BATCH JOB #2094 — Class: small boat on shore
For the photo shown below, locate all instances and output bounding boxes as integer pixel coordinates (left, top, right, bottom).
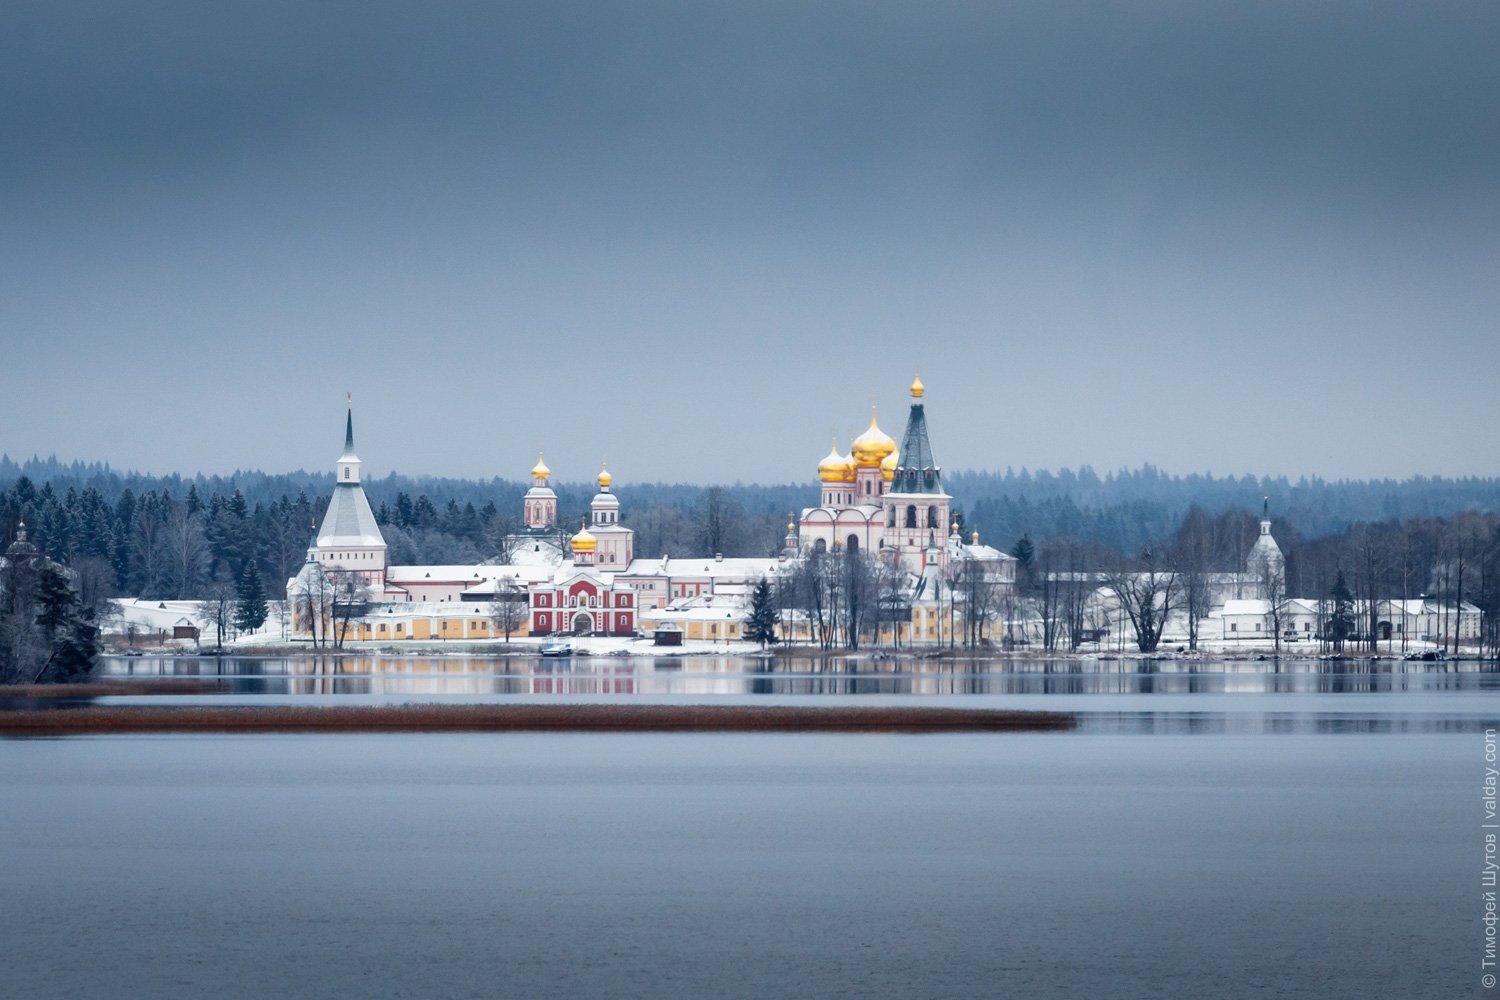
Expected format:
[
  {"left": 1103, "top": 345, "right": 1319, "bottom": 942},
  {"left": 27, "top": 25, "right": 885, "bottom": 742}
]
[{"left": 539, "top": 642, "right": 574, "bottom": 658}]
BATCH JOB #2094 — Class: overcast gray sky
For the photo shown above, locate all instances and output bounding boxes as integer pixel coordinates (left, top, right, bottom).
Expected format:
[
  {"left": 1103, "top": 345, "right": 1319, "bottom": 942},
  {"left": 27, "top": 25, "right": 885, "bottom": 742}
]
[{"left": 2, "top": 1, "right": 1496, "bottom": 484}]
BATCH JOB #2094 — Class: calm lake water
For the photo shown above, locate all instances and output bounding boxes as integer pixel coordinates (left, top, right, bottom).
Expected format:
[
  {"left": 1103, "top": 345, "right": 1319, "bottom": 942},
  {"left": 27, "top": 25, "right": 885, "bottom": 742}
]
[{"left": 3, "top": 654, "right": 1495, "bottom": 998}]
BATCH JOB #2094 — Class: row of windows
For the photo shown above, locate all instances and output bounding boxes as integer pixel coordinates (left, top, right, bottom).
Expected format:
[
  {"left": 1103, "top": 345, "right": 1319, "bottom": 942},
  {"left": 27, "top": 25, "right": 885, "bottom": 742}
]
[
  {"left": 365, "top": 620, "right": 496, "bottom": 634},
  {"left": 531, "top": 613, "right": 635, "bottom": 629},
  {"left": 889, "top": 506, "right": 941, "bottom": 529},
  {"left": 535, "top": 593, "right": 632, "bottom": 608}
]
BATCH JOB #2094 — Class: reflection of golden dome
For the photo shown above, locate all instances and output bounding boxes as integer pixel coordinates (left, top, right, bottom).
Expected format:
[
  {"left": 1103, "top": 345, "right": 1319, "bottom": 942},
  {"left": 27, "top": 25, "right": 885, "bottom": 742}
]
[
  {"left": 597, "top": 464, "right": 612, "bottom": 489},
  {"left": 881, "top": 451, "right": 898, "bottom": 482},
  {"left": 531, "top": 453, "right": 550, "bottom": 479},
  {"left": 817, "top": 439, "right": 848, "bottom": 483},
  {"left": 851, "top": 409, "right": 897, "bottom": 466},
  {"left": 910, "top": 374, "right": 925, "bottom": 399},
  {"left": 571, "top": 518, "right": 597, "bottom": 553}
]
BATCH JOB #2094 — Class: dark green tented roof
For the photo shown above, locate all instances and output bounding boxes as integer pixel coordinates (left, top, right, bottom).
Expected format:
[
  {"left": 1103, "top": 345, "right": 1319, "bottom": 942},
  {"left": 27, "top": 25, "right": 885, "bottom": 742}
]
[{"left": 891, "top": 402, "right": 943, "bottom": 495}]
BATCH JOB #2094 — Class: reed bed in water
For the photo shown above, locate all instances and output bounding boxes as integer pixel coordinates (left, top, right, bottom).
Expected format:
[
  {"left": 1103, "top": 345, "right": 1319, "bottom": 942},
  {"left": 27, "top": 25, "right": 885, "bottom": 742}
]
[{"left": 0, "top": 703, "right": 1075, "bottom": 735}]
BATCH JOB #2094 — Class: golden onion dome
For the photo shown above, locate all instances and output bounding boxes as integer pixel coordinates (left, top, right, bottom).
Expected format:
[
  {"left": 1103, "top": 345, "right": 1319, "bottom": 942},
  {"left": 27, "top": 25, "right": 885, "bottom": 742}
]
[
  {"left": 571, "top": 518, "right": 597, "bottom": 553},
  {"left": 880, "top": 450, "right": 899, "bottom": 482},
  {"left": 850, "top": 409, "right": 897, "bottom": 466},
  {"left": 841, "top": 453, "right": 857, "bottom": 482},
  {"left": 597, "top": 464, "right": 612, "bottom": 489},
  {"left": 531, "top": 453, "right": 550, "bottom": 479},
  {"left": 817, "top": 439, "right": 848, "bottom": 483},
  {"left": 910, "top": 374, "right": 925, "bottom": 399}
]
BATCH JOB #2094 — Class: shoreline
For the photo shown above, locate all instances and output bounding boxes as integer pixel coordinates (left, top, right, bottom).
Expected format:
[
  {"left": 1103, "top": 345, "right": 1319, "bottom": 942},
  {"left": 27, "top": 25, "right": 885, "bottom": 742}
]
[
  {"left": 0, "top": 703, "right": 1076, "bottom": 736},
  {"left": 102, "top": 643, "right": 1489, "bottom": 665}
]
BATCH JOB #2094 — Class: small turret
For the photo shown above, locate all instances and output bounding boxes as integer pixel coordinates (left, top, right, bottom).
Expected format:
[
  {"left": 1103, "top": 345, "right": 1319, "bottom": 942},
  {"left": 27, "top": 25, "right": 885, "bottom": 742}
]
[{"left": 591, "top": 463, "right": 620, "bottom": 527}]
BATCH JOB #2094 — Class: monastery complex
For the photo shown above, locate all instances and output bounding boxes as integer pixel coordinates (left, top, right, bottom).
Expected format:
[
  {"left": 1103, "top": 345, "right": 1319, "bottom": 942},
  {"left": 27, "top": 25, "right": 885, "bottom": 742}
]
[
  {"left": 286, "top": 377, "right": 1480, "bottom": 650},
  {"left": 289, "top": 378, "right": 1017, "bottom": 644}
]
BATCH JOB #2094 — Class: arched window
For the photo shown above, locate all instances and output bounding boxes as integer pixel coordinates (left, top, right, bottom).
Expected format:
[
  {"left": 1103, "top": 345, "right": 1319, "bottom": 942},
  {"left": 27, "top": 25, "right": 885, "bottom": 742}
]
[
  {"left": 887, "top": 508, "right": 895, "bottom": 527},
  {"left": 814, "top": 538, "right": 827, "bottom": 555},
  {"left": 928, "top": 507, "right": 939, "bottom": 529},
  {"left": 905, "top": 505, "right": 917, "bottom": 529}
]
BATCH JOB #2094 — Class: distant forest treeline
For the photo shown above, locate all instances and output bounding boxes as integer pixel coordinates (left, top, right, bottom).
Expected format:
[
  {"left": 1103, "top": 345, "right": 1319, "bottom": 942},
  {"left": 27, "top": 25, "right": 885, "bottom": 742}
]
[{"left": 3, "top": 453, "right": 1500, "bottom": 602}]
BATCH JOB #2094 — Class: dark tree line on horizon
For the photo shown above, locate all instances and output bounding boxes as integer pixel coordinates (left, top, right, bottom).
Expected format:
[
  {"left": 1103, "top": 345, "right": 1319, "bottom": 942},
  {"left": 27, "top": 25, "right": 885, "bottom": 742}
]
[{"left": 4, "top": 456, "right": 1500, "bottom": 652}]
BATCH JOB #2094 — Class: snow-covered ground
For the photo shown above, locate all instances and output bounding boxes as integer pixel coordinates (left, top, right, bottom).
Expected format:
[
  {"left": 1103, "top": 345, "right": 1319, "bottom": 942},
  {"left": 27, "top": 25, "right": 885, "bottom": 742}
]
[{"left": 106, "top": 598, "right": 1463, "bottom": 659}]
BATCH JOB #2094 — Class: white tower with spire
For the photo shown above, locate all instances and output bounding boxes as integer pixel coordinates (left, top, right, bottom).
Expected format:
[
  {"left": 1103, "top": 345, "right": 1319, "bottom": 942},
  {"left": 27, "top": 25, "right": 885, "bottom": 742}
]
[
  {"left": 1246, "top": 495, "right": 1285, "bottom": 597},
  {"left": 314, "top": 396, "right": 387, "bottom": 587}
]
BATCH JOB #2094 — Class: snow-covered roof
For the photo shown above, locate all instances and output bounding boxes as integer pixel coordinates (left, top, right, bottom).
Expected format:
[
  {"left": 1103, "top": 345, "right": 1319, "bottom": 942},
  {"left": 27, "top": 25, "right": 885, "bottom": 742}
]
[
  {"left": 507, "top": 541, "right": 566, "bottom": 567},
  {"left": 538, "top": 563, "right": 618, "bottom": 587},
  {"left": 386, "top": 564, "right": 552, "bottom": 586},
  {"left": 362, "top": 602, "right": 514, "bottom": 617},
  {"left": 112, "top": 599, "right": 213, "bottom": 630},
  {"left": 657, "top": 593, "right": 747, "bottom": 611},
  {"left": 641, "top": 594, "right": 749, "bottom": 623},
  {"left": 951, "top": 541, "right": 1014, "bottom": 563},
  {"left": 624, "top": 557, "right": 781, "bottom": 581},
  {"left": 316, "top": 483, "right": 385, "bottom": 549},
  {"left": 1246, "top": 530, "right": 1284, "bottom": 569}
]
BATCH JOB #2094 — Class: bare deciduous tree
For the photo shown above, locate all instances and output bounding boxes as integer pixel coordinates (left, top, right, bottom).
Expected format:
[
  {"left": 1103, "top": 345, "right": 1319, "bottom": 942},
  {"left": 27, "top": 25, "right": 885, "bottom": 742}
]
[
  {"left": 488, "top": 578, "right": 528, "bottom": 644},
  {"left": 330, "top": 571, "right": 370, "bottom": 650},
  {"left": 165, "top": 504, "right": 210, "bottom": 599},
  {"left": 195, "top": 572, "right": 236, "bottom": 649},
  {"left": 1106, "top": 547, "right": 1180, "bottom": 653}
]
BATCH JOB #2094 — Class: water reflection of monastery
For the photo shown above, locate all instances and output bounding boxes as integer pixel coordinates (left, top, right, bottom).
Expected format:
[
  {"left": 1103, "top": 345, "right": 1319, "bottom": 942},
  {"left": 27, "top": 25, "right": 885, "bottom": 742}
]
[{"left": 289, "top": 377, "right": 1017, "bottom": 645}]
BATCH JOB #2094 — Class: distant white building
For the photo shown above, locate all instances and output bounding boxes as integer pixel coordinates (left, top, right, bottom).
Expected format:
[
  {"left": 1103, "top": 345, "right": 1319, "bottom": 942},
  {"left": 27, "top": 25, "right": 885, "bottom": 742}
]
[
  {"left": 1218, "top": 596, "right": 1482, "bottom": 645},
  {"left": 1219, "top": 598, "right": 1319, "bottom": 641},
  {"left": 1242, "top": 498, "right": 1286, "bottom": 599}
]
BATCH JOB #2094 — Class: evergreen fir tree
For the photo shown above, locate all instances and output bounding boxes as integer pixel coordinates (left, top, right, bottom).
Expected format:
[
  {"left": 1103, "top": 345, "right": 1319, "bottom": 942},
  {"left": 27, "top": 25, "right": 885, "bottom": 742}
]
[
  {"left": 35, "top": 564, "right": 76, "bottom": 639},
  {"left": 51, "top": 609, "right": 100, "bottom": 682},
  {"left": 1011, "top": 534, "right": 1035, "bottom": 571},
  {"left": 1328, "top": 569, "right": 1355, "bottom": 652},
  {"left": 745, "top": 577, "right": 780, "bottom": 648},
  {"left": 234, "top": 561, "right": 269, "bottom": 633}
]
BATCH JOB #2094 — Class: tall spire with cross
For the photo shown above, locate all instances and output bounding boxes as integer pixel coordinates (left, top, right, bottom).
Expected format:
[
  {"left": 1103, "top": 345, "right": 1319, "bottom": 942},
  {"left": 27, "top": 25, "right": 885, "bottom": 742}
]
[
  {"left": 338, "top": 393, "right": 361, "bottom": 484},
  {"left": 343, "top": 392, "right": 355, "bottom": 456}
]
